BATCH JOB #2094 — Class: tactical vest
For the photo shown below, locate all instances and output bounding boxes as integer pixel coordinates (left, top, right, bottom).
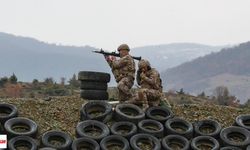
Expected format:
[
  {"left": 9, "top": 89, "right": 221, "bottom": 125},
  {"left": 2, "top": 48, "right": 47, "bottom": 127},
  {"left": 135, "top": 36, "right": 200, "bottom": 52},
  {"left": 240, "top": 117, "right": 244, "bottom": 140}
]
[
  {"left": 138, "top": 68, "right": 162, "bottom": 92},
  {"left": 112, "top": 55, "right": 135, "bottom": 82}
]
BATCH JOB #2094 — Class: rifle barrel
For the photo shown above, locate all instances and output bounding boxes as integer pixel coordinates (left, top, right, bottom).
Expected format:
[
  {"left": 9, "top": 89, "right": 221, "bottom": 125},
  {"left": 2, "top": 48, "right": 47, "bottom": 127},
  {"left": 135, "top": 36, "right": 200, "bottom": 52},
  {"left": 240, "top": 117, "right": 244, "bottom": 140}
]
[{"left": 93, "top": 50, "right": 141, "bottom": 60}]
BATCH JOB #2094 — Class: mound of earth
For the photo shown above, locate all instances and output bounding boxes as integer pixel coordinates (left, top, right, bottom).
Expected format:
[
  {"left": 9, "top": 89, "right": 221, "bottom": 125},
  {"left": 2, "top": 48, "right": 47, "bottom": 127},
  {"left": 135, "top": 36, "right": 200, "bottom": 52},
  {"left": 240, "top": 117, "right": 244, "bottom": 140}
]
[{"left": 1, "top": 96, "right": 250, "bottom": 139}]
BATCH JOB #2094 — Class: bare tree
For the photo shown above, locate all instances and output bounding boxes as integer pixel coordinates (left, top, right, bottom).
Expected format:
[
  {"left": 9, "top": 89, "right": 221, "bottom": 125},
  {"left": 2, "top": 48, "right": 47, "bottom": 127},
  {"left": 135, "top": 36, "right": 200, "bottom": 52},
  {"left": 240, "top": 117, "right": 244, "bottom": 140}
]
[
  {"left": 213, "top": 86, "right": 229, "bottom": 105},
  {"left": 213, "top": 86, "right": 239, "bottom": 106},
  {"left": 60, "top": 77, "right": 66, "bottom": 86}
]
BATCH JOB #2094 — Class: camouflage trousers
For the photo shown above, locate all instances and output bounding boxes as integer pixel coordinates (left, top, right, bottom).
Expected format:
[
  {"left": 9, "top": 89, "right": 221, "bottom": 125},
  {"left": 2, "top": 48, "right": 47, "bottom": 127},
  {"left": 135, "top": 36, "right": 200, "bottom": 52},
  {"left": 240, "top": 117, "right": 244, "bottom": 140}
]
[
  {"left": 129, "top": 88, "right": 161, "bottom": 107},
  {"left": 117, "top": 77, "right": 134, "bottom": 103}
]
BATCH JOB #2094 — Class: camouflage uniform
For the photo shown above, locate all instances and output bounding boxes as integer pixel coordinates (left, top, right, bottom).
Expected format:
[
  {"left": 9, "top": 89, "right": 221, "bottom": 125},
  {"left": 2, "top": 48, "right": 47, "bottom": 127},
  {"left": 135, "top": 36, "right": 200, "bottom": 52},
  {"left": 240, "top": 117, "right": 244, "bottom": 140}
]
[
  {"left": 131, "top": 59, "right": 163, "bottom": 109},
  {"left": 106, "top": 44, "right": 135, "bottom": 102}
]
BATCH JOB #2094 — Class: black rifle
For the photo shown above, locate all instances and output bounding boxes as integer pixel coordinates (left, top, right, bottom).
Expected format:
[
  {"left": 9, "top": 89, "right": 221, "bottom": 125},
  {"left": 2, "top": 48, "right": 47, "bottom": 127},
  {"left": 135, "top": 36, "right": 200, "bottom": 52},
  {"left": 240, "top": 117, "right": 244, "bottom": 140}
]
[{"left": 93, "top": 49, "right": 141, "bottom": 61}]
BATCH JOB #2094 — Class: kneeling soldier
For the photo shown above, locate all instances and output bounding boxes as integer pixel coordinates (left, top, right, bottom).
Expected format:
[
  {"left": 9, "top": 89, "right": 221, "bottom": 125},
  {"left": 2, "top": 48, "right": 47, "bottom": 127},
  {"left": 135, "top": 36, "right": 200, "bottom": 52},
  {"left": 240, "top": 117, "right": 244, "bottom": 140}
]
[{"left": 130, "top": 59, "right": 163, "bottom": 110}]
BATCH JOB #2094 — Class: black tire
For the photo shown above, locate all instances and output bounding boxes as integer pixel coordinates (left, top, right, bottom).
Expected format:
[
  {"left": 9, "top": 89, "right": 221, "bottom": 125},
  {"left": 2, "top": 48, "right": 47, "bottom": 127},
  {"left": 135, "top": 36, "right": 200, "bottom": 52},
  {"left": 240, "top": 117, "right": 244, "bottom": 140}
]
[
  {"left": 80, "top": 81, "right": 108, "bottom": 90},
  {"left": 4, "top": 117, "right": 38, "bottom": 138},
  {"left": 0, "top": 122, "right": 3, "bottom": 134},
  {"left": 8, "top": 136, "right": 38, "bottom": 150},
  {"left": 165, "top": 117, "right": 193, "bottom": 139},
  {"left": 100, "top": 135, "right": 130, "bottom": 150},
  {"left": 161, "top": 135, "right": 189, "bottom": 150},
  {"left": 138, "top": 119, "right": 164, "bottom": 138},
  {"left": 80, "top": 90, "right": 108, "bottom": 100},
  {"left": 247, "top": 145, "right": 250, "bottom": 150},
  {"left": 194, "top": 119, "right": 222, "bottom": 138},
  {"left": 110, "top": 121, "right": 137, "bottom": 139},
  {"left": 80, "top": 101, "right": 112, "bottom": 123},
  {"left": 39, "top": 148, "right": 57, "bottom": 150},
  {"left": 78, "top": 71, "right": 110, "bottom": 82},
  {"left": 72, "top": 137, "right": 100, "bottom": 150},
  {"left": 130, "top": 133, "right": 161, "bottom": 150},
  {"left": 41, "top": 130, "right": 72, "bottom": 150},
  {"left": 220, "top": 126, "right": 250, "bottom": 148},
  {"left": 76, "top": 120, "right": 110, "bottom": 142},
  {"left": 220, "top": 146, "right": 242, "bottom": 150},
  {"left": 235, "top": 114, "right": 250, "bottom": 130},
  {"left": 146, "top": 106, "right": 173, "bottom": 123},
  {"left": 0, "top": 103, "right": 18, "bottom": 124},
  {"left": 115, "top": 104, "right": 145, "bottom": 124},
  {"left": 191, "top": 136, "right": 220, "bottom": 150}
]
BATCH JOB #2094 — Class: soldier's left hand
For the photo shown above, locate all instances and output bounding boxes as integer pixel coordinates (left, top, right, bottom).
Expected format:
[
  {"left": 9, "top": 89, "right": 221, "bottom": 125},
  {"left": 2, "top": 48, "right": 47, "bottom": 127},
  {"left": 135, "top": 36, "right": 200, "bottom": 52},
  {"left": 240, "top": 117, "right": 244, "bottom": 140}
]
[
  {"left": 105, "top": 55, "right": 116, "bottom": 62},
  {"left": 140, "top": 72, "right": 146, "bottom": 80}
]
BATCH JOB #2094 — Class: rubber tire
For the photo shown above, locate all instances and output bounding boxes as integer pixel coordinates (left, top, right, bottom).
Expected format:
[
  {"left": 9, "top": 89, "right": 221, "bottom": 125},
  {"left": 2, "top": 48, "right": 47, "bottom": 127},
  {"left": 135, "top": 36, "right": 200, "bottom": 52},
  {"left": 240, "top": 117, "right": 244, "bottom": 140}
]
[
  {"left": 80, "top": 90, "right": 108, "bottom": 100},
  {"left": 220, "top": 126, "right": 250, "bottom": 148},
  {"left": 235, "top": 114, "right": 250, "bottom": 130},
  {"left": 115, "top": 104, "right": 145, "bottom": 124},
  {"left": 8, "top": 136, "right": 38, "bottom": 150},
  {"left": 100, "top": 135, "right": 130, "bottom": 150},
  {"left": 39, "top": 148, "right": 57, "bottom": 150},
  {"left": 80, "top": 81, "right": 108, "bottom": 90},
  {"left": 138, "top": 119, "right": 164, "bottom": 138},
  {"left": 220, "top": 146, "right": 242, "bottom": 150},
  {"left": 72, "top": 137, "right": 100, "bottom": 150},
  {"left": 191, "top": 136, "right": 220, "bottom": 150},
  {"left": 130, "top": 133, "right": 161, "bottom": 150},
  {"left": 78, "top": 71, "right": 110, "bottom": 82},
  {"left": 76, "top": 120, "right": 110, "bottom": 142},
  {"left": 41, "top": 130, "right": 72, "bottom": 150},
  {"left": 0, "top": 122, "right": 3, "bottom": 134},
  {"left": 110, "top": 121, "right": 137, "bottom": 139},
  {"left": 146, "top": 106, "right": 173, "bottom": 123},
  {"left": 80, "top": 101, "right": 112, "bottom": 123},
  {"left": 165, "top": 117, "right": 193, "bottom": 139},
  {"left": 161, "top": 135, "right": 189, "bottom": 150},
  {"left": 4, "top": 117, "right": 38, "bottom": 138},
  {"left": 0, "top": 103, "right": 18, "bottom": 124},
  {"left": 193, "top": 119, "right": 222, "bottom": 138}
]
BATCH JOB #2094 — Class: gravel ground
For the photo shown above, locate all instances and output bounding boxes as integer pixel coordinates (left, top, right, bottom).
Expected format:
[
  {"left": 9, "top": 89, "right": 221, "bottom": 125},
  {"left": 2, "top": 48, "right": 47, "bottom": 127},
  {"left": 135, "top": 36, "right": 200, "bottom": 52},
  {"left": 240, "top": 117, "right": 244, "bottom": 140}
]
[{"left": 1, "top": 96, "right": 250, "bottom": 140}]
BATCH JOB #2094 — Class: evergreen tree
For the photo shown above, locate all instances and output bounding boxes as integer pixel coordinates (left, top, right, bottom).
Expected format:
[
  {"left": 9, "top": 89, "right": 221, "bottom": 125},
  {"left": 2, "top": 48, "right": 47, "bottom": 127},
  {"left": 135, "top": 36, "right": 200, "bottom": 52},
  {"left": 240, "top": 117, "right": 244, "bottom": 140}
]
[
  {"left": 68, "top": 74, "right": 80, "bottom": 88},
  {"left": 32, "top": 79, "right": 39, "bottom": 85},
  {"left": 44, "top": 77, "right": 54, "bottom": 86},
  {"left": 0, "top": 77, "right": 8, "bottom": 87},
  {"left": 178, "top": 88, "right": 185, "bottom": 95},
  {"left": 198, "top": 91, "right": 206, "bottom": 98},
  {"left": 9, "top": 73, "right": 17, "bottom": 84}
]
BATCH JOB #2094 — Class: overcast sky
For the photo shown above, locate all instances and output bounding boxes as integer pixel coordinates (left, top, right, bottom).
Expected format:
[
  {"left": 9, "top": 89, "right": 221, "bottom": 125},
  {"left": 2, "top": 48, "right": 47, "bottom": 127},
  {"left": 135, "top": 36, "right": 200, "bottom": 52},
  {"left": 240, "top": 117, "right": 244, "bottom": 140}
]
[{"left": 0, "top": 0, "right": 249, "bottom": 50}]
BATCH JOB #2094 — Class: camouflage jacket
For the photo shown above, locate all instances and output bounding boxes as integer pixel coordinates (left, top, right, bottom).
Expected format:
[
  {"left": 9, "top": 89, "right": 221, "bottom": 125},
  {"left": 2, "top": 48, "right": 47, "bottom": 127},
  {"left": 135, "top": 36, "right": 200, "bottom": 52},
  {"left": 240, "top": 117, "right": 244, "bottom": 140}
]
[
  {"left": 108, "top": 55, "right": 135, "bottom": 82},
  {"left": 136, "top": 68, "right": 162, "bottom": 92}
]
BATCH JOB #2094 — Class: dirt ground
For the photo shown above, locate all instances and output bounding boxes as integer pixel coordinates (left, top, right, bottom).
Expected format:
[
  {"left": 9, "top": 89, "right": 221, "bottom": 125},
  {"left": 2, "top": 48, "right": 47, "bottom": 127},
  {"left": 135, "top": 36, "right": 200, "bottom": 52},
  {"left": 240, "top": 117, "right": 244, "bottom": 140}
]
[{"left": 1, "top": 95, "right": 250, "bottom": 140}]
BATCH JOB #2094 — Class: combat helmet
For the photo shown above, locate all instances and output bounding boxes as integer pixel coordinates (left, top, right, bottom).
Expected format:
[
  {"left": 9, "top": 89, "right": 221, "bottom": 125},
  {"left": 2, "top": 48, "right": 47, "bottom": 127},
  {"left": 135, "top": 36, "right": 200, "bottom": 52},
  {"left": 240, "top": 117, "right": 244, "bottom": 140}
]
[
  {"left": 117, "top": 44, "right": 130, "bottom": 51},
  {"left": 138, "top": 59, "right": 151, "bottom": 69}
]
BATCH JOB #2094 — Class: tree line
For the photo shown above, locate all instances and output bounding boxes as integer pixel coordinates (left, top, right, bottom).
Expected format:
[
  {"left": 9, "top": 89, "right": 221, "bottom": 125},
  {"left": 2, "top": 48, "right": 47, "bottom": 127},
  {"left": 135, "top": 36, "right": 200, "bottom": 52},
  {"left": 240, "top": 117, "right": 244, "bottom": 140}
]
[{"left": 0, "top": 73, "right": 80, "bottom": 98}]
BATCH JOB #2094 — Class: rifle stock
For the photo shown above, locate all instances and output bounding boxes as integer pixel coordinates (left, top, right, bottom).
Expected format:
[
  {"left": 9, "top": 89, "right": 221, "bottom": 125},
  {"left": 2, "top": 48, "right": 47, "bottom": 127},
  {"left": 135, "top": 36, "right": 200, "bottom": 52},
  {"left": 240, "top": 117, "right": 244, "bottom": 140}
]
[{"left": 92, "top": 49, "right": 141, "bottom": 61}]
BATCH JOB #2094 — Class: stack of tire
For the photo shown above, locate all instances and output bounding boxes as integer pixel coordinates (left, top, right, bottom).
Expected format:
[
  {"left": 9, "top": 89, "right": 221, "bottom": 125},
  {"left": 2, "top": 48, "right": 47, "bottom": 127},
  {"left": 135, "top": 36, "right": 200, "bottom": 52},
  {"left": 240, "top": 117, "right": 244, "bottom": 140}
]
[
  {"left": 74, "top": 101, "right": 173, "bottom": 150},
  {"left": 78, "top": 71, "right": 110, "bottom": 100},
  {"left": 0, "top": 103, "right": 40, "bottom": 149},
  {"left": 75, "top": 101, "right": 250, "bottom": 150}
]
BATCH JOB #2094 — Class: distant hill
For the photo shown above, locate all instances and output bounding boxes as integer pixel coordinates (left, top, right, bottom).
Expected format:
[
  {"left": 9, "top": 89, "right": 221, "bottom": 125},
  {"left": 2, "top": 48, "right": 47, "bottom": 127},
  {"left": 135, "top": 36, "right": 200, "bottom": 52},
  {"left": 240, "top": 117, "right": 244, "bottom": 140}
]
[
  {"left": 162, "top": 41, "right": 250, "bottom": 103},
  {"left": 132, "top": 43, "right": 223, "bottom": 72},
  {"left": 0, "top": 32, "right": 111, "bottom": 83},
  {"left": 0, "top": 32, "right": 223, "bottom": 85}
]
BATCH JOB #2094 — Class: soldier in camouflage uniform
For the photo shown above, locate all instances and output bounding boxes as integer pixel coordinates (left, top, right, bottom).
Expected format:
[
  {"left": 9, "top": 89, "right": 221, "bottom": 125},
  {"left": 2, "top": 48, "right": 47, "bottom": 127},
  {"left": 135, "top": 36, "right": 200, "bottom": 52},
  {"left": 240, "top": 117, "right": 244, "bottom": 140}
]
[
  {"left": 129, "top": 59, "right": 163, "bottom": 110},
  {"left": 105, "top": 44, "right": 136, "bottom": 102}
]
